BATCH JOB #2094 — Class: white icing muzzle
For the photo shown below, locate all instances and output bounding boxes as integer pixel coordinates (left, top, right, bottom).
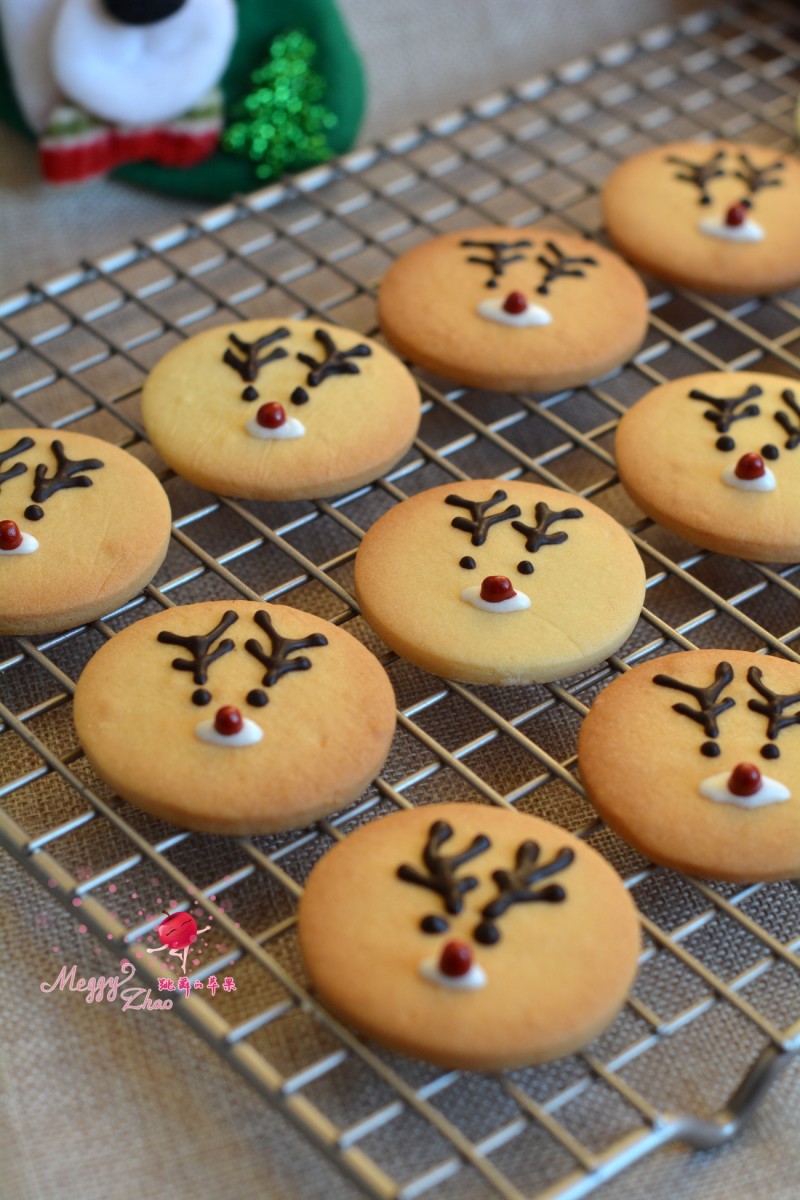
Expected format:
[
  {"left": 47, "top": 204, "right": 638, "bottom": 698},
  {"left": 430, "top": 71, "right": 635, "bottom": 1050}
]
[
  {"left": 699, "top": 770, "right": 790, "bottom": 809},
  {"left": 419, "top": 956, "right": 487, "bottom": 990},
  {"left": 0, "top": 531, "right": 39, "bottom": 555},
  {"left": 721, "top": 464, "right": 776, "bottom": 492},
  {"left": 195, "top": 716, "right": 263, "bottom": 747},
  {"left": 461, "top": 585, "right": 531, "bottom": 612},
  {"left": 246, "top": 414, "right": 305, "bottom": 440},
  {"left": 476, "top": 298, "right": 552, "bottom": 327},
  {"left": 698, "top": 215, "right": 764, "bottom": 243}
]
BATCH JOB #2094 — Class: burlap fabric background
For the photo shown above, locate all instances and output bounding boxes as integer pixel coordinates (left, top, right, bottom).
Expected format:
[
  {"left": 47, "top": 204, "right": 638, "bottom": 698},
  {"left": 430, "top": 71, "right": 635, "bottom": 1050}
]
[{"left": 3, "top": 1, "right": 800, "bottom": 1198}]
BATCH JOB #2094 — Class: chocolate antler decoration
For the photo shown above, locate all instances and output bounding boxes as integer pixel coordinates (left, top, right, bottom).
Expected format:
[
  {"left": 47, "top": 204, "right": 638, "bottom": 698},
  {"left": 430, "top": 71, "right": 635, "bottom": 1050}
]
[
  {"left": 774, "top": 389, "right": 800, "bottom": 451},
  {"left": 666, "top": 149, "right": 726, "bottom": 205},
  {"left": 445, "top": 489, "right": 521, "bottom": 546},
  {"left": 653, "top": 661, "right": 735, "bottom": 755},
  {"left": 244, "top": 609, "right": 328, "bottom": 690},
  {"left": 733, "top": 152, "right": 784, "bottom": 197},
  {"left": 688, "top": 384, "right": 762, "bottom": 434},
  {"left": 511, "top": 501, "right": 584, "bottom": 554},
  {"left": 397, "top": 820, "right": 491, "bottom": 916},
  {"left": 157, "top": 610, "right": 238, "bottom": 686},
  {"left": 535, "top": 240, "right": 597, "bottom": 295},
  {"left": 223, "top": 328, "right": 290, "bottom": 382},
  {"left": 29, "top": 440, "right": 104, "bottom": 510},
  {"left": 296, "top": 329, "right": 372, "bottom": 387},
  {"left": 474, "top": 841, "right": 574, "bottom": 945},
  {"left": 0, "top": 436, "right": 34, "bottom": 490},
  {"left": 747, "top": 666, "right": 800, "bottom": 755},
  {"left": 460, "top": 238, "right": 532, "bottom": 288}
]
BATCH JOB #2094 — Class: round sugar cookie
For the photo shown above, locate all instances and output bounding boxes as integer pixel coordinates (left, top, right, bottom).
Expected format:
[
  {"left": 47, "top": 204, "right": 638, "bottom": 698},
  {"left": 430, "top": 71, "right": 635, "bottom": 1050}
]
[
  {"left": 602, "top": 140, "right": 800, "bottom": 295},
  {"left": 353, "top": 479, "right": 646, "bottom": 685},
  {"left": 616, "top": 371, "right": 800, "bottom": 562},
  {"left": 578, "top": 650, "right": 800, "bottom": 882},
  {"left": 73, "top": 600, "right": 396, "bottom": 834},
  {"left": 377, "top": 226, "right": 649, "bottom": 392},
  {"left": 141, "top": 318, "right": 420, "bottom": 501},
  {"left": 0, "top": 428, "right": 171, "bottom": 636},
  {"left": 298, "top": 803, "right": 640, "bottom": 1070}
]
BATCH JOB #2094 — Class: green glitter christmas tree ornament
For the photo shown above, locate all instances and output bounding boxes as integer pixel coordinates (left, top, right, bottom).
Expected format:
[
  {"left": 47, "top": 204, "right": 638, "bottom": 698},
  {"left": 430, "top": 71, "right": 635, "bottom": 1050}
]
[{"left": 223, "top": 30, "right": 338, "bottom": 179}]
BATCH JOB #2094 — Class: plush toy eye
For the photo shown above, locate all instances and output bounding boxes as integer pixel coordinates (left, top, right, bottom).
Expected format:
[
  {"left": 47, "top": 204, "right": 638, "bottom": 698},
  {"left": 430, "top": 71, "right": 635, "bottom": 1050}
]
[{"left": 102, "top": 0, "right": 186, "bottom": 23}]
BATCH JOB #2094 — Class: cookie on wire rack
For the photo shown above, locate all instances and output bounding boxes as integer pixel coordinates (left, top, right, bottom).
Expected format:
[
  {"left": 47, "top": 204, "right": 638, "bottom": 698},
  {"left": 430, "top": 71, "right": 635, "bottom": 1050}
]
[
  {"left": 354, "top": 478, "right": 646, "bottom": 685},
  {"left": 0, "top": 427, "right": 171, "bottom": 636},
  {"left": 298, "top": 802, "right": 641, "bottom": 1070},
  {"left": 578, "top": 649, "right": 800, "bottom": 882},
  {"left": 141, "top": 318, "right": 421, "bottom": 501},
  {"left": 602, "top": 140, "right": 800, "bottom": 295},
  {"left": 377, "top": 225, "right": 649, "bottom": 392},
  {"left": 615, "top": 371, "right": 800, "bottom": 562},
  {"left": 73, "top": 600, "right": 397, "bottom": 835}
]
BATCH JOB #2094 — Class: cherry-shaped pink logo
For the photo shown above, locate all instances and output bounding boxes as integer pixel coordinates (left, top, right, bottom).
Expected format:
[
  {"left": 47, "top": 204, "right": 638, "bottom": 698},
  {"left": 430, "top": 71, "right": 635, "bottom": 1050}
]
[{"left": 148, "top": 907, "right": 210, "bottom": 975}]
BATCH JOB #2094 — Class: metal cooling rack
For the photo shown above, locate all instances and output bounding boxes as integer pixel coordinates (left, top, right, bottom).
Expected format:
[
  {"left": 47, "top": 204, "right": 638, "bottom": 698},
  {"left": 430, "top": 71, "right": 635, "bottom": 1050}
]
[{"left": 2, "top": 2, "right": 800, "bottom": 1197}]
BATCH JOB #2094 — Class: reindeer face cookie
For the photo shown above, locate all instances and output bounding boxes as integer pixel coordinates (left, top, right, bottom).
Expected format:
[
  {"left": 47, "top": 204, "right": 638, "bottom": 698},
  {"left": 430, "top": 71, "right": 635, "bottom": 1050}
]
[
  {"left": 298, "top": 803, "right": 640, "bottom": 1070},
  {"left": 616, "top": 371, "right": 800, "bottom": 562},
  {"left": 602, "top": 140, "right": 800, "bottom": 295},
  {"left": 353, "top": 479, "right": 645, "bottom": 684},
  {"left": 376, "top": 226, "right": 649, "bottom": 392},
  {"left": 73, "top": 600, "right": 397, "bottom": 834},
  {"left": 0, "top": 428, "right": 171, "bottom": 636},
  {"left": 140, "top": 319, "right": 420, "bottom": 502},
  {"left": 578, "top": 650, "right": 800, "bottom": 882}
]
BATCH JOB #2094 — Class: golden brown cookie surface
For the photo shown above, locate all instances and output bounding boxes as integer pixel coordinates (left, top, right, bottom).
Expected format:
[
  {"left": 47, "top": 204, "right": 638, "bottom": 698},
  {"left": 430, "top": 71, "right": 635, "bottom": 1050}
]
[
  {"left": 579, "top": 650, "right": 800, "bottom": 882},
  {"left": 354, "top": 479, "right": 646, "bottom": 684},
  {"left": 141, "top": 319, "right": 420, "bottom": 501},
  {"left": 0, "top": 428, "right": 171, "bottom": 636},
  {"left": 602, "top": 140, "right": 800, "bottom": 294},
  {"left": 298, "top": 803, "right": 640, "bottom": 1070},
  {"left": 616, "top": 371, "right": 800, "bottom": 562},
  {"left": 377, "top": 226, "right": 648, "bottom": 392},
  {"left": 73, "top": 600, "right": 397, "bottom": 834}
]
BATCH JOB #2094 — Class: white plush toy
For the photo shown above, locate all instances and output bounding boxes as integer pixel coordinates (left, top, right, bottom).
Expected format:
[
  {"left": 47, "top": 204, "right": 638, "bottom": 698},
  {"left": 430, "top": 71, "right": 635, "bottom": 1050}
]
[{"left": 0, "top": 0, "right": 237, "bottom": 181}]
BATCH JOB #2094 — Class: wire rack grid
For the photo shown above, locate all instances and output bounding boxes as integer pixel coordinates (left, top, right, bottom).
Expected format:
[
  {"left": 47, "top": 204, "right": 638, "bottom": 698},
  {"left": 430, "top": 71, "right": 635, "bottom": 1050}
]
[{"left": 2, "top": 2, "right": 800, "bottom": 1197}]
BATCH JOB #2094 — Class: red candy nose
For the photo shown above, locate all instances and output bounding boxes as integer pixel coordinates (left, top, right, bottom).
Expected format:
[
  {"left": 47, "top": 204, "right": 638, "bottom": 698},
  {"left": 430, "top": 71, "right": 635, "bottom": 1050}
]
[
  {"left": 0, "top": 520, "right": 23, "bottom": 550},
  {"left": 257, "top": 402, "right": 286, "bottom": 429},
  {"left": 734, "top": 452, "right": 766, "bottom": 480},
  {"left": 725, "top": 203, "right": 748, "bottom": 228},
  {"left": 503, "top": 290, "right": 528, "bottom": 314},
  {"left": 480, "top": 575, "right": 516, "bottom": 603},
  {"left": 439, "top": 940, "right": 473, "bottom": 978},
  {"left": 728, "top": 762, "right": 762, "bottom": 796},
  {"left": 214, "top": 706, "right": 244, "bottom": 737}
]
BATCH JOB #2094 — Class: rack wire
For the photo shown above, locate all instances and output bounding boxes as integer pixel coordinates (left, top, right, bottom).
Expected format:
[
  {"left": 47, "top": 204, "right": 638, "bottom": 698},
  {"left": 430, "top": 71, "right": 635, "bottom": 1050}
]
[{"left": 2, "top": 2, "right": 800, "bottom": 1196}]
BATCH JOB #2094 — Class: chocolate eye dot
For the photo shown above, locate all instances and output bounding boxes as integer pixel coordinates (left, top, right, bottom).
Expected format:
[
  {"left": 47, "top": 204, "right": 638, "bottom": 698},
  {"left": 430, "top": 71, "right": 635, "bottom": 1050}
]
[
  {"left": 487, "top": 279, "right": 498, "bottom": 289},
  {"left": 701, "top": 741, "right": 720, "bottom": 758},
  {"left": 761, "top": 743, "right": 780, "bottom": 760},
  {"left": 700, "top": 195, "right": 712, "bottom": 206},
  {"left": 192, "top": 689, "right": 212, "bottom": 707},
  {"left": 421, "top": 915, "right": 448, "bottom": 934},
  {"left": 716, "top": 436, "right": 735, "bottom": 452},
  {"left": 242, "top": 386, "right": 259, "bottom": 402},
  {"left": 459, "top": 556, "right": 476, "bottom": 570},
  {"left": 762, "top": 444, "right": 779, "bottom": 461},
  {"left": 537, "top": 284, "right": 549, "bottom": 296},
  {"left": 291, "top": 386, "right": 309, "bottom": 406},
  {"left": 518, "top": 561, "right": 534, "bottom": 576},
  {"left": 474, "top": 921, "right": 500, "bottom": 946},
  {"left": 247, "top": 689, "right": 268, "bottom": 708},
  {"left": 24, "top": 505, "right": 44, "bottom": 521}
]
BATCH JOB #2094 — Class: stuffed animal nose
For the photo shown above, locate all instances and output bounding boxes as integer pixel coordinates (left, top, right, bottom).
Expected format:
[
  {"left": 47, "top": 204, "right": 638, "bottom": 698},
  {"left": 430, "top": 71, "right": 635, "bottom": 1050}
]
[{"left": 102, "top": 0, "right": 186, "bottom": 24}]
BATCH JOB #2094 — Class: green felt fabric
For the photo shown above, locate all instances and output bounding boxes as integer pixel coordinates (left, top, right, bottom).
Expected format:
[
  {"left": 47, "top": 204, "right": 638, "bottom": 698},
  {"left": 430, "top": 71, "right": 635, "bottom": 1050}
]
[{"left": 0, "top": 0, "right": 365, "bottom": 199}]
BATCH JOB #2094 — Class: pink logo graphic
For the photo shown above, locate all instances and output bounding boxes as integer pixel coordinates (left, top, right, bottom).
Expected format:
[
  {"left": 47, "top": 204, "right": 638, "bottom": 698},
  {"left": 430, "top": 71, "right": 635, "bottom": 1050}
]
[{"left": 147, "top": 909, "right": 211, "bottom": 975}]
